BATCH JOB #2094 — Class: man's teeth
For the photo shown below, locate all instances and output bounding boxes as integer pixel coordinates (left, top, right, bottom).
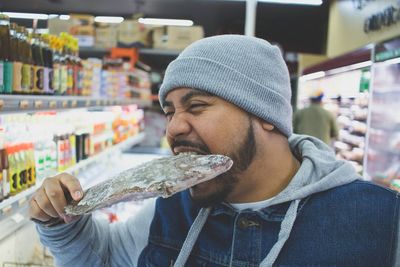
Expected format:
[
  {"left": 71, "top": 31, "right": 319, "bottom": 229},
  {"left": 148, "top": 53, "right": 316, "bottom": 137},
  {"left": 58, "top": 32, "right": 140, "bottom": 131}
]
[{"left": 178, "top": 152, "right": 198, "bottom": 155}]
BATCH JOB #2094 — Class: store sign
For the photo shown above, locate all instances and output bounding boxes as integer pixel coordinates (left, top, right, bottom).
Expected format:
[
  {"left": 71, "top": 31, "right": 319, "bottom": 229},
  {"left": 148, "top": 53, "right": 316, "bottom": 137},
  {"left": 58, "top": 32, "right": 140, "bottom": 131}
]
[{"left": 364, "top": 4, "right": 400, "bottom": 33}]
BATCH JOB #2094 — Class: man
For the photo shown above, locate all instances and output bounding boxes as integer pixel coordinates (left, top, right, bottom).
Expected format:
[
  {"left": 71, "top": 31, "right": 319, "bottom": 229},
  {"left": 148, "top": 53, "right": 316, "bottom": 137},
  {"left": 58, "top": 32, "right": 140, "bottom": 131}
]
[
  {"left": 30, "top": 35, "right": 399, "bottom": 267},
  {"left": 293, "top": 89, "right": 339, "bottom": 145}
]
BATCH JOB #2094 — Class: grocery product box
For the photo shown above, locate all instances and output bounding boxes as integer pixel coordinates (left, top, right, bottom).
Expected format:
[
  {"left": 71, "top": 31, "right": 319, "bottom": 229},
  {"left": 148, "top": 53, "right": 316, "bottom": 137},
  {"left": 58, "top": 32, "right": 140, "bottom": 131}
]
[
  {"left": 70, "top": 25, "right": 95, "bottom": 47},
  {"left": 69, "top": 14, "right": 95, "bottom": 26},
  {"left": 48, "top": 18, "right": 74, "bottom": 35},
  {"left": 117, "top": 20, "right": 151, "bottom": 47},
  {"left": 152, "top": 25, "right": 204, "bottom": 50},
  {"left": 95, "top": 25, "right": 118, "bottom": 48},
  {"left": 69, "top": 14, "right": 95, "bottom": 47}
]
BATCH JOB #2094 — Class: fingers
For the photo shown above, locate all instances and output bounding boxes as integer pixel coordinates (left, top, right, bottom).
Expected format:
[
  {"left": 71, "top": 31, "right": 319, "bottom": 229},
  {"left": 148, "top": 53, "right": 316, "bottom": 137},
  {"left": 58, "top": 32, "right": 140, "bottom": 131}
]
[
  {"left": 29, "top": 197, "right": 52, "bottom": 222},
  {"left": 28, "top": 173, "right": 83, "bottom": 223},
  {"left": 34, "top": 187, "right": 60, "bottom": 218},
  {"left": 59, "top": 173, "right": 84, "bottom": 201},
  {"left": 42, "top": 178, "right": 68, "bottom": 217}
]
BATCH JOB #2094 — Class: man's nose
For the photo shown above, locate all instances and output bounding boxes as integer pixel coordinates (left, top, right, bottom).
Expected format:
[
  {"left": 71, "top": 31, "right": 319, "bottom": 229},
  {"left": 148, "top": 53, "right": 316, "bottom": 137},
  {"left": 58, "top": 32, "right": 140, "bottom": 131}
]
[{"left": 166, "top": 111, "right": 192, "bottom": 139}]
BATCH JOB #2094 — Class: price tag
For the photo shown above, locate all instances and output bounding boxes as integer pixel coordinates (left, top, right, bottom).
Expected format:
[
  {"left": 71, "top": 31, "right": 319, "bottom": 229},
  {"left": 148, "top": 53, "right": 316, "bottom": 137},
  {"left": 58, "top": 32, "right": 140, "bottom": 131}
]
[
  {"left": 34, "top": 100, "right": 43, "bottom": 109},
  {"left": 62, "top": 101, "right": 68, "bottom": 108},
  {"left": 11, "top": 213, "right": 25, "bottom": 224},
  {"left": 0, "top": 99, "right": 4, "bottom": 110},
  {"left": 71, "top": 100, "right": 78, "bottom": 108},
  {"left": 2, "top": 205, "right": 12, "bottom": 215},
  {"left": 18, "top": 197, "right": 27, "bottom": 206},
  {"left": 49, "top": 101, "right": 57, "bottom": 108},
  {"left": 19, "top": 100, "right": 29, "bottom": 109}
]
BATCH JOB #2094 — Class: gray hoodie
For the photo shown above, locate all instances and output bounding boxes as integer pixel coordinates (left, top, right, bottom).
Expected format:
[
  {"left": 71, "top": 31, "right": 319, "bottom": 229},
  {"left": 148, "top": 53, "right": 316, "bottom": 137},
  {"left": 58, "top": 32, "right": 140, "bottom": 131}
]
[{"left": 37, "top": 134, "right": 364, "bottom": 266}]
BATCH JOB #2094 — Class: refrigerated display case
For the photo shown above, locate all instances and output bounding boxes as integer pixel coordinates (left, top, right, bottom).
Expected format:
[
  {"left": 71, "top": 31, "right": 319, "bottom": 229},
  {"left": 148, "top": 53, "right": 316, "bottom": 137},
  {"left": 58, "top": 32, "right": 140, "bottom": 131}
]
[
  {"left": 364, "top": 37, "right": 400, "bottom": 192},
  {"left": 298, "top": 49, "right": 372, "bottom": 174}
]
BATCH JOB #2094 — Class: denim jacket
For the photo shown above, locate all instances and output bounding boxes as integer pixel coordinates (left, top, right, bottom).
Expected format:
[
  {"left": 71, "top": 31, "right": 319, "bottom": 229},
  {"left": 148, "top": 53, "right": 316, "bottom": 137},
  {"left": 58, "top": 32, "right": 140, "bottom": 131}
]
[{"left": 139, "top": 181, "right": 399, "bottom": 267}]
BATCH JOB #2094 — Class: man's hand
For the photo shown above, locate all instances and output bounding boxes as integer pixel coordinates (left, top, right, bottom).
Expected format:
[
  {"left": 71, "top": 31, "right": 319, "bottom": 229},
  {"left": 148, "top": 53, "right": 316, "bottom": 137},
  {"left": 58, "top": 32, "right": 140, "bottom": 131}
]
[{"left": 29, "top": 173, "right": 83, "bottom": 224}]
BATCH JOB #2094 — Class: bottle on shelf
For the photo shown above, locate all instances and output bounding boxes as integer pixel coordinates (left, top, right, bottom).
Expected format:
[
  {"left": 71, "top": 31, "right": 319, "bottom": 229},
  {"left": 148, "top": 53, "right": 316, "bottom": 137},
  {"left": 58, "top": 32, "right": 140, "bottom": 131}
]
[
  {"left": 0, "top": 14, "right": 13, "bottom": 94},
  {"left": 16, "top": 144, "right": 28, "bottom": 190},
  {"left": 31, "top": 33, "right": 45, "bottom": 94},
  {"left": 21, "top": 27, "right": 34, "bottom": 94},
  {"left": 50, "top": 35, "right": 61, "bottom": 95},
  {"left": 42, "top": 34, "right": 54, "bottom": 95},
  {"left": 10, "top": 23, "right": 22, "bottom": 94},
  {"left": 7, "top": 145, "right": 19, "bottom": 195},
  {"left": 1, "top": 128, "right": 10, "bottom": 199},
  {"left": 59, "top": 37, "right": 68, "bottom": 95},
  {"left": 0, "top": 128, "right": 4, "bottom": 201}
]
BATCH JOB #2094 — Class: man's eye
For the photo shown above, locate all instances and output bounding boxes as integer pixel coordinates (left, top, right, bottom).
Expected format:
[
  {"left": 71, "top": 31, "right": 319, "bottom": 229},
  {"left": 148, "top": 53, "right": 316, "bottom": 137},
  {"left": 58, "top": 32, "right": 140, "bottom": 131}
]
[
  {"left": 189, "top": 103, "right": 207, "bottom": 110},
  {"left": 164, "top": 111, "right": 174, "bottom": 119}
]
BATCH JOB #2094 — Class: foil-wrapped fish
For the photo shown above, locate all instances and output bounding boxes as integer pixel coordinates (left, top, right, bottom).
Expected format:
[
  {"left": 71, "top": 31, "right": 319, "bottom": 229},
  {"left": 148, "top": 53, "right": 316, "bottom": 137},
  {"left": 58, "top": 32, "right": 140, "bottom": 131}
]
[{"left": 65, "top": 153, "right": 233, "bottom": 215}]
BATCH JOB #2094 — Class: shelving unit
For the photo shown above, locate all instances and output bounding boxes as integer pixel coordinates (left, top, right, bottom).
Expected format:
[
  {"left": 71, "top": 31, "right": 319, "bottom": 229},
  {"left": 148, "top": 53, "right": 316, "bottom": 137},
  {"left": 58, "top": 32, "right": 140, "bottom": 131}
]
[
  {"left": 331, "top": 94, "right": 369, "bottom": 174},
  {"left": 79, "top": 47, "right": 181, "bottom": 59},
  {"left": 364, "top": 38, "right": 400, "bottom": 191},
  {"left": 0, "top": 95, "right": 152, "bottom": 114},
  {"left": 0, "top": 132, "right": 145, "bottom": 241},
  {"left": 79, "top": 47, "right": 180, "bottom": 70}
]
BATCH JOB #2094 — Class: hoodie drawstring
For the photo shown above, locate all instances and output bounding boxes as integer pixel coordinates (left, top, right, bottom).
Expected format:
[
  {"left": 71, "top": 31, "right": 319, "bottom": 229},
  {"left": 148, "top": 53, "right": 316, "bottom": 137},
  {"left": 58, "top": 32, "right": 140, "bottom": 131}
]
[
  {"left": 174, "top": 207, "right": 211, "bottom": 267},
  {"left": 174, "top": 199, "right": 300, "bottom": 267},
  {"left": 260, "top": 199, "right": 300, "bottom": 267}
]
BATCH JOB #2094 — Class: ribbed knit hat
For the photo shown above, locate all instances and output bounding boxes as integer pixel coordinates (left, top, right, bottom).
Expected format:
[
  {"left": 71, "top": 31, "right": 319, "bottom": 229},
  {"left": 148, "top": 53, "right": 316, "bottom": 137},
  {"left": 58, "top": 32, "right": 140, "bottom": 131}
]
[{"left": 159, "top": 34, "right": 293, "bottom": 137}]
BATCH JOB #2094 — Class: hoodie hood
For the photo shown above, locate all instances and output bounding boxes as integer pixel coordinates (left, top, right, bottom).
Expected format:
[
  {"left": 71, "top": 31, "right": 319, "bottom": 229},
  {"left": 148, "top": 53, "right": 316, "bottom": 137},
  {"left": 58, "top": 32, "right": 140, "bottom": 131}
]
[
  {"left": 174, "top": 134, "right": 361, "bottom": 267},
  {"left": 267, "top": 134, "right": 361, "bottom": 206}
]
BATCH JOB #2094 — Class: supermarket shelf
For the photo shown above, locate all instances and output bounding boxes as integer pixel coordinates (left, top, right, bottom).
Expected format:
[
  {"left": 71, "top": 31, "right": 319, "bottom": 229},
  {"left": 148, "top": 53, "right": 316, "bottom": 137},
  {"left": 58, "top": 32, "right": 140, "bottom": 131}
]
[
  {"left": 79, "top": 46, "right": 109, "bottom": 58},
  {"left": 67, "top": 132, "right": 145, "bottom": 175},
  {"left": 79, "top": 46, "right": 181, "bottom": 58},
  {"left": 0, "top": 133, "right": 145, "bottom": 219},
  {"left": 0, "top": 95, "right": 152, "bottom": 114},
  {"left": 140, "top": 48, "right": 181, "bottom": 57}
]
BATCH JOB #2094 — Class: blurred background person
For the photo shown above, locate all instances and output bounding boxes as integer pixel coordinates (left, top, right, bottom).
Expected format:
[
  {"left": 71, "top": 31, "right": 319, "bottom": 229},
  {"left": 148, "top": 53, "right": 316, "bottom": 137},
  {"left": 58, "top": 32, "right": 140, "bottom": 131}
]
[{"left": 293, "top": 88, "right": 338, "bottom": 145}]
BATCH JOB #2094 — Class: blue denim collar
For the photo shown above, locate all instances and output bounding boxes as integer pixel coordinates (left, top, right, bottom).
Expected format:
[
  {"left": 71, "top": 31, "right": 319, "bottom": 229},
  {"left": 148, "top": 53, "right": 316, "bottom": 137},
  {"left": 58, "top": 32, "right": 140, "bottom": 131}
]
[{"left": 209, "top": 197, "right": 310, "bottom": 222}]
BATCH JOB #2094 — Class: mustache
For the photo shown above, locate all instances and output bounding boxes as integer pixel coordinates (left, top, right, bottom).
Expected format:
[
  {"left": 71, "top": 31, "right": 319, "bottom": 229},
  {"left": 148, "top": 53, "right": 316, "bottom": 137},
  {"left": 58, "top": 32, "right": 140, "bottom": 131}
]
[{"left": 171, "top": 140, "right": 211, "bottom": 154}]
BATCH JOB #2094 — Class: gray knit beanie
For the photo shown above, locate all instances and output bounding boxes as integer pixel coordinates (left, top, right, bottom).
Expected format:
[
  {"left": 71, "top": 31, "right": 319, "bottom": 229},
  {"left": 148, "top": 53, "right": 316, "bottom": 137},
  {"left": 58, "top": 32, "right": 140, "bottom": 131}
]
[{"left": 159, "top": 34, "right": 293, "bottom": 137}]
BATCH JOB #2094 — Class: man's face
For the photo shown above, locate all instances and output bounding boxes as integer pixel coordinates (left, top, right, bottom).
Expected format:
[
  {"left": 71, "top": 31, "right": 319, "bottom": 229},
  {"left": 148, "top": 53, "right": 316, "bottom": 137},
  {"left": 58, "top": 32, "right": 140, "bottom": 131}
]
[{"left": 163, "top": 88, "right": 257, "bottom": 207}]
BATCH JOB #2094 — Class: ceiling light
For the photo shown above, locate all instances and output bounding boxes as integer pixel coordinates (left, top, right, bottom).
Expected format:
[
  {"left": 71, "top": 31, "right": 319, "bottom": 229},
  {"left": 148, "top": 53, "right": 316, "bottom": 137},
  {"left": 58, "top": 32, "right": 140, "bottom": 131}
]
[
  {"left": 3, "top": 12, "right": 49, "bottom": 20},
  {"left": 59, "top": 15, "right": 70, "bottom": 20},
  {"left": 299, "top": 71, "right": 325, "bottom": 82},
  {"left": 94, "top": 16, "right": 124, "bottom": 24},
  {"left": 138, "top": 18, "right": 194, "bottom": 26},
  {"left": 229, "top": 0, "right": 322, "bottom": 5},
  {"left": 259, "top": 0, "right": 322, "bottom": 5}
]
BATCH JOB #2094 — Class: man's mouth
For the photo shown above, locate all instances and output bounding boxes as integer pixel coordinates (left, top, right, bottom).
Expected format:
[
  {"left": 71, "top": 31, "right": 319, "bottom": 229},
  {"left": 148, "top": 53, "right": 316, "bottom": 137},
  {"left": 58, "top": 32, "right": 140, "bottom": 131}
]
[{"left": 173, "top": 147, "right": 207, "bottom": 155}]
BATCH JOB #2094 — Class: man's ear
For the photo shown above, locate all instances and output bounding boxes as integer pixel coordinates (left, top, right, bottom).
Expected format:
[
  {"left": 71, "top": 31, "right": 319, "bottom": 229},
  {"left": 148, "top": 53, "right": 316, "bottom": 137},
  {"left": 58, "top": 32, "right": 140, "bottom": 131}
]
[{"left": 261, "top": 121, "right": 275, "bottom": 131}]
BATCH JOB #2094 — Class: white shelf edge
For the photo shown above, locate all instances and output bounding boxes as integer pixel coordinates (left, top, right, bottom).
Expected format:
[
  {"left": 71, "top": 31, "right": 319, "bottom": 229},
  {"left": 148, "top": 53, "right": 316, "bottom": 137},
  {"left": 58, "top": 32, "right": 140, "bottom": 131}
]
[{"left": 0, "top": 132, "right": 145, "bottom": 212}]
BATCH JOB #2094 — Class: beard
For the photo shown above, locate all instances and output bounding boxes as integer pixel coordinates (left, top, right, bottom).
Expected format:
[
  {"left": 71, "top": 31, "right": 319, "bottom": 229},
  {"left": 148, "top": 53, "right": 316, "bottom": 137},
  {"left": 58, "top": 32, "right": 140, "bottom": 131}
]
[{"left": 171, "top": 117, "right": 257, "bottom": 207}]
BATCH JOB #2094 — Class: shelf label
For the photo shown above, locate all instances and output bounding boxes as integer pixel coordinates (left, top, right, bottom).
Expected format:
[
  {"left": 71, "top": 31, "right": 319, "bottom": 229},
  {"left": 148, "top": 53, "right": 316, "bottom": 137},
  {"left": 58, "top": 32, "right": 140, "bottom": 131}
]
[
  {"left": 0, "top": 99, "right": 4, "bottom": 110},
  {"left": 18, "top": 197, "right": 27, "bottom": 207},
  {"left": 34, "top": 100, "right": 43, "bottom": 109},
  {"left": 71, "top": 100, "right": 78, "bottom": 108},
  {"left": 62, "top": 101, "right": 68, "bottom": 108},
  {"left": 11, "top": 213, "right": 25, "bottom": 224},
  {"left": 19, "top": 100, "right": 29, "bottom": 109},
  {"left": 2, "top": 205, "right": 12, "bottom": 215},
  {"left": 49, "top": 101, "right": 57, "bottom": 108}
]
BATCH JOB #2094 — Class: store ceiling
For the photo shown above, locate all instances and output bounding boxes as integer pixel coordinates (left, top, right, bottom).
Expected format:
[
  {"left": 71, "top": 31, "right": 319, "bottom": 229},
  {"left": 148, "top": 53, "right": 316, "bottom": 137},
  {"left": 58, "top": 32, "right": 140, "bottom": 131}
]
[{"left": 0, "top": 0, "right": 331, "bottom": 54}]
